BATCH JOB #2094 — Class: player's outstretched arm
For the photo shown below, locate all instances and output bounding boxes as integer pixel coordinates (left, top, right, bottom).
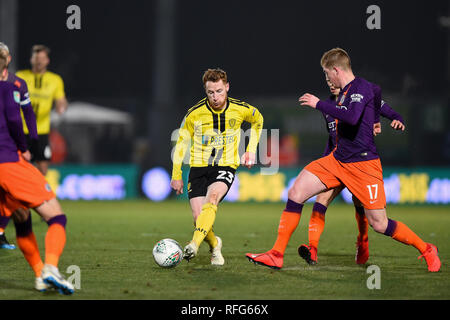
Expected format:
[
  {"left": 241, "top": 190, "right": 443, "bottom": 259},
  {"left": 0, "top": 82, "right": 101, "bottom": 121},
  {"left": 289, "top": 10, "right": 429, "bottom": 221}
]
[
  {"left": 298, "top": 93, "right": 320, "bottom": 108},
  {"left": 389, "top": 119, "right": 405, "bottom": 131},
  {"left": 301, "top": 86, "right": 367, "bottom": 126},
  {"left": 380, "top": 100, "right": 405, "bottom": 131}
]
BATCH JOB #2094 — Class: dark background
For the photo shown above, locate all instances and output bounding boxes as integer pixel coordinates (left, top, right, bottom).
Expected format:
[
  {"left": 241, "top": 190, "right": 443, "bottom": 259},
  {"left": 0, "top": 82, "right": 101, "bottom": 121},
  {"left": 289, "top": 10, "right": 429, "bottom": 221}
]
[{"left": 9, "top": 0, "right": 450, "bottom": 169}]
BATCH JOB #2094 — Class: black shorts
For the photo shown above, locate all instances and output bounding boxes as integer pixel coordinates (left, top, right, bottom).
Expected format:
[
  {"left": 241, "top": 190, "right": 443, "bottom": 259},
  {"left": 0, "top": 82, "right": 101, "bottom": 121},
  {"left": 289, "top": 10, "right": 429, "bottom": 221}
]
[
  {"left": 188, "top": 166, "right": 236, "bottom": 201},
  {"left": 26, "top": 134, "right": 52, "bottom": 162}
]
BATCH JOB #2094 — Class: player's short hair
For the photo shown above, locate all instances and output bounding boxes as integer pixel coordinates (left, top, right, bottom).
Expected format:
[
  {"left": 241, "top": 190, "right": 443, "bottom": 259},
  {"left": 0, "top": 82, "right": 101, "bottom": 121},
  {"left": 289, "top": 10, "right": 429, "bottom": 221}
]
[
  {"left": 31, "top": 44, "right": 51, "bottom": 57},
  {"left": 320, "top": 48, "right": 352, "bottom": 71},
  {"left": 202, "top": 68, "right": 228, "bottom": 86},
  {"left": 0, "top": 42, "right": 9, "bottom": 54},
  {"left": 0, "top": 48, "right": 8, "bottom": 70}
]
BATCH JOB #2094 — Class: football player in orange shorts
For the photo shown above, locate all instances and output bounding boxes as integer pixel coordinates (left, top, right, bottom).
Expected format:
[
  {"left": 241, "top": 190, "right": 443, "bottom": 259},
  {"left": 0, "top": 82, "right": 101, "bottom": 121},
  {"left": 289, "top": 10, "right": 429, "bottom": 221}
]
[
  {"left": 298, "top": 78, "right": 406, "bottom": 266},
  {"left": 246, "top": 48, "right": 440, "bottom": 272},
  {"left": 0, "top": 52, "right": 74, "bottom": 294},
  {"left": 0, "top": 42, "right": 38, "bottom": 250}
]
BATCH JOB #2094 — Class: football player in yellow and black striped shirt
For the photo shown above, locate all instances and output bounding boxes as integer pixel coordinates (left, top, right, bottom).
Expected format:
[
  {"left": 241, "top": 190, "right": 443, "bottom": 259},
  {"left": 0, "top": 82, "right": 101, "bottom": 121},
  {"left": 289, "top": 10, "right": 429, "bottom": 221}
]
[
  {"left": 16, "top": 45, "right": 68, "bottom": 175},
  {"left": 171, "top": 68, "right": 263, "bottom": 264}
]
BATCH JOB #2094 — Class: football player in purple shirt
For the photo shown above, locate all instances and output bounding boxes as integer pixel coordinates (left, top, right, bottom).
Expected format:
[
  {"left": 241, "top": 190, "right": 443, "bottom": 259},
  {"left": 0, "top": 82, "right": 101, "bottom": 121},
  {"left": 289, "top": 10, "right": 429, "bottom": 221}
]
[
  {"left": 298, "top": 78, "right": 405, "bottom": 266},
  {"left": 247, "top": 48, "right": 440, "bottom": 272},
  {"left": 0, "top": 42, "right": 38, "bottom": 250},
  {"left": 0, "top": 51, "right": 74, "bottom": 293}
]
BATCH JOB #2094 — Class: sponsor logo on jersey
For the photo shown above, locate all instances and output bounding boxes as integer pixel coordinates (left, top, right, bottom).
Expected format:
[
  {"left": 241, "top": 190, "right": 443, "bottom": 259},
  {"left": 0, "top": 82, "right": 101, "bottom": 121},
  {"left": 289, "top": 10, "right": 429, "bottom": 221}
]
[
  {"left": 350, "top": 93, "right": 364, "bottom": 103},
  {"left": 209, "top": 135, "right": 237, "bottom": 146}
]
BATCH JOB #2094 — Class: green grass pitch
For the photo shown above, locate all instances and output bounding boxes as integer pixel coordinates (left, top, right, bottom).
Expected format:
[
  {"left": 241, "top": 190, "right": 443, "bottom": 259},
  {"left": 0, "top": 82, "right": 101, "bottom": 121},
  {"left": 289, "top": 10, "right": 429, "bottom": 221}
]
[{"left": 0, "top": 200, "right": 448, "bottom": 300}]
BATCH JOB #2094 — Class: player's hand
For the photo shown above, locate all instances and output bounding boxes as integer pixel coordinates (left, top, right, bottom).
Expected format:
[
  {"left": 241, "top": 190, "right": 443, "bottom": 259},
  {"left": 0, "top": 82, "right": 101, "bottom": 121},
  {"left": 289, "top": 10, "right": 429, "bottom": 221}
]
[
  {"left": 373, "top": 122, "right": 382, "bottom": 136},
  {"left": 298, "top": 94, "right": 319, "bottom": 108},
  {"left": 170, "top": 179, "right": 184, "bottom": 195},
  {"left": 55, "top": 98, "right": 68, "bottom": 115},
  {"left": 22, "top": 150, "right": 32, "bottom": 162},
  {"left": 241, "top": 152, "right": 256, "bottom": 169},
  {"left": 390, "top": 119, "right": 405, "bottom": 131}
]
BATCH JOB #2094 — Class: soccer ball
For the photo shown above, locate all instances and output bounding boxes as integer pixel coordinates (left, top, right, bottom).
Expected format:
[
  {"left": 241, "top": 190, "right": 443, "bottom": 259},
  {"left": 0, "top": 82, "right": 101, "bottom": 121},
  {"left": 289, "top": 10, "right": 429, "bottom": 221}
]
[{"left": 152, "top": 238, "right": 183, "bottom": 268}]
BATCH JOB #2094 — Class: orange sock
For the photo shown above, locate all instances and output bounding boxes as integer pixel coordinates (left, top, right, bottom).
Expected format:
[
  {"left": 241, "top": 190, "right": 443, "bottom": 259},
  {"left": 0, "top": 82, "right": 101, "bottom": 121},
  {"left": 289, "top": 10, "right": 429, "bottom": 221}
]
[
  {"left": 45, "top": 215, "right": 67, "bottom": 267},
  {"left": 308, "top": 202, "right": 327, "bottom": 249},
  {"left": 354, "top": 206, "right": 368, "bottom": 242},
  {"left": 17, "top": 233, "right": 44, "bottom": 277},
  {"left": 14, "top": 215, "right": 44, "bottom": 277},
  {"left": 271, "top": 200, "right": 303, "bottom": 255},
  {"left": 384, "top": 219, "right": 427, "bottom": 254}
]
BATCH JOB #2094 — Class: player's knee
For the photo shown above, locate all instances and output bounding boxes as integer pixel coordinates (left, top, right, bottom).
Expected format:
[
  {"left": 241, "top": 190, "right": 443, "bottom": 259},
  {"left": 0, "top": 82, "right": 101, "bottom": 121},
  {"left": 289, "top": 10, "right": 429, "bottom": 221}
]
[
  {"left": 316, "top": 191, "right": 333, "bottom": 207},
  {"left": 208, "top": 191, "right": 220, "bottom": 205},
  {"left": 288, "top": 184, "right": 305, "bottom": 203},
  {"left": 369, "top": 219, "right": 387, "bottom": 233}
]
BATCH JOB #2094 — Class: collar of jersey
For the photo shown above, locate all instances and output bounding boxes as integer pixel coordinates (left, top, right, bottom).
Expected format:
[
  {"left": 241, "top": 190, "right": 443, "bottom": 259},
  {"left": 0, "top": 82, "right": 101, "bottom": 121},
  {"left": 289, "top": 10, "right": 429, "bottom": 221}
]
[{"left": 205, "top": 98, "right": 230, "bottom": 114}]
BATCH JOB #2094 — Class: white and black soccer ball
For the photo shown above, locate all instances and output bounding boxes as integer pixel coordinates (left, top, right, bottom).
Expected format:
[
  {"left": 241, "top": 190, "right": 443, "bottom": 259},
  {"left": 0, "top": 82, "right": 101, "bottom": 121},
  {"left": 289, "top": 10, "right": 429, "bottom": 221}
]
[{"left": 152, "top": 238, "right": 183, "bottom": 268}]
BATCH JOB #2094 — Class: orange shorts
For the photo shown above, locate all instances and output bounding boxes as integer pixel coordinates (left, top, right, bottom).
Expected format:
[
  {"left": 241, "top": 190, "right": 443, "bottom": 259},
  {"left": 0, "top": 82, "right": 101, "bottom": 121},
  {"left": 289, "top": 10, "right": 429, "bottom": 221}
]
[
  {"left": 305, "top": 153, "right": 386, "bottom": 210},
  {"left": 0, "top": 154, "right": 55, "bottom": 217}
]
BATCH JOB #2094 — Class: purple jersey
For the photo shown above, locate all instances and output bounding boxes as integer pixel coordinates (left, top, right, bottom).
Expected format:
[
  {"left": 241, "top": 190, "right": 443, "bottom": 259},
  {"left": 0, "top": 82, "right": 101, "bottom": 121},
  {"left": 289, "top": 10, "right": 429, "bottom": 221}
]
[
  {"left": 321, "top": 93, "right": 404, "bottom": 157},
  {"left": 0, "top": 81, "right": 28, "bottom": 163},
  {"left": 316, "top": 77, "right": 380, "bottom": 163},
  {"left": 5, "top": 72, "right": 38, "bottom": 140}
]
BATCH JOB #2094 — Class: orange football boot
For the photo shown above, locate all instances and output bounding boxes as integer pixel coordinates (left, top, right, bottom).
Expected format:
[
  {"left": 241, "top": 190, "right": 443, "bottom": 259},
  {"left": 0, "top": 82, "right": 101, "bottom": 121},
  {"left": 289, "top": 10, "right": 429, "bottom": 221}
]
[
  {"left": 355, "top": 237, "right": 369, "bottom": 264},
  {"left": 246, "top": 250, "right": 283, "bottom": 270},
  {"left": 418, "top": 243, "right": 441, "bottom": 272}
]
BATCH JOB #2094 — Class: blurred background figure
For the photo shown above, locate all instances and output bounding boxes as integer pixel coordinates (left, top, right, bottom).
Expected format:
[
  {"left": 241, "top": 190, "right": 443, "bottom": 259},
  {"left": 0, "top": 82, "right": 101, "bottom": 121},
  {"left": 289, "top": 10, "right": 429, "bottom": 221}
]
[{"left": 16, "top": 44, "right": 67, "bottom": 176}]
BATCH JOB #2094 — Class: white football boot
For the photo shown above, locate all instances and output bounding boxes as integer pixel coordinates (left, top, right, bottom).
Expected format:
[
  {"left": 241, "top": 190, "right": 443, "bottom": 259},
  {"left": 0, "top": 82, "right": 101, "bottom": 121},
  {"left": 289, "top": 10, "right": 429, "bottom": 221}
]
[
  {"left": 35, "top": 277, "right": 49, "bottom": 292},
  {"left": 41, "top": 264, "right": 74, "bottom": 295},
  {"left": 210, "top": 236, "right": 225, "bottom": 266},
  {"left": 183, "top": 241, "right": 199, "bottom": 262}
]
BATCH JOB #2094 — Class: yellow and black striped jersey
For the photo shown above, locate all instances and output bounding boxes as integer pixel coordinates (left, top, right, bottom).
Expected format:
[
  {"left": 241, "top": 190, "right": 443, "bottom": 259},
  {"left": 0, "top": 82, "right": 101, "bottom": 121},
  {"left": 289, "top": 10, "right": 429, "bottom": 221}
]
[
  {"left": 172, "top": 97, "right": 263, "bottom": 180},
  {"left": 15, "top": 69, "right": 65, "bottom": 135}
]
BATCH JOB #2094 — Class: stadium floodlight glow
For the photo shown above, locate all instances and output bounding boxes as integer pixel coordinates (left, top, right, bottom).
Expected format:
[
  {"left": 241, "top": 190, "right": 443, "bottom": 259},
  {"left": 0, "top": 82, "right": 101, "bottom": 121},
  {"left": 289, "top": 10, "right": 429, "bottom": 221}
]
[{"left": 142, "top": 167, "right": 172, "bottom": 201}]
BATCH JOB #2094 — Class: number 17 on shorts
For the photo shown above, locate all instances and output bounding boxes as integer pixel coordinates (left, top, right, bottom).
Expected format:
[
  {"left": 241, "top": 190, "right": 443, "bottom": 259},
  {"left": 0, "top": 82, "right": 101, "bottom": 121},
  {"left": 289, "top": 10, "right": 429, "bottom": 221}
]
[{"left": 367, "top": 184, "right": 379, "bottom": 205}]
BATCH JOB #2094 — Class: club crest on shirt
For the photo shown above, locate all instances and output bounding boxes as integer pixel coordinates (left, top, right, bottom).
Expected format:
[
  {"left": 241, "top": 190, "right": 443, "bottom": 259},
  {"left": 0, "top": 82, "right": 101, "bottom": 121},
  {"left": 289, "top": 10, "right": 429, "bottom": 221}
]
[
  {"left": 228, "top": 119, "right": 236, "bottom": 128},
  {"left": 13, "top": 91, "right": 21, "bottom": 104},
  {"left": 201, "top": 135, "right": 210, "bottom": 145},
  {"left": 350, "top": 93, "right": 364, "bottom": 103}
]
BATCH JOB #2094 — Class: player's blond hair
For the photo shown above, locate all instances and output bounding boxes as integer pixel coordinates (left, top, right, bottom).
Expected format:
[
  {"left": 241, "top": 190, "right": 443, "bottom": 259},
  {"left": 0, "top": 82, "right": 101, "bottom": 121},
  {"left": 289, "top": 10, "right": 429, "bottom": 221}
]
[
  {"left": 0, "top": 49, "right": 8, "bottom": 71},
  {"left": 320, "top": 48, "right": 352, "bottom": 71},
  {"left": 202, "top": 68, "right": 228, "bottom": 86}
]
